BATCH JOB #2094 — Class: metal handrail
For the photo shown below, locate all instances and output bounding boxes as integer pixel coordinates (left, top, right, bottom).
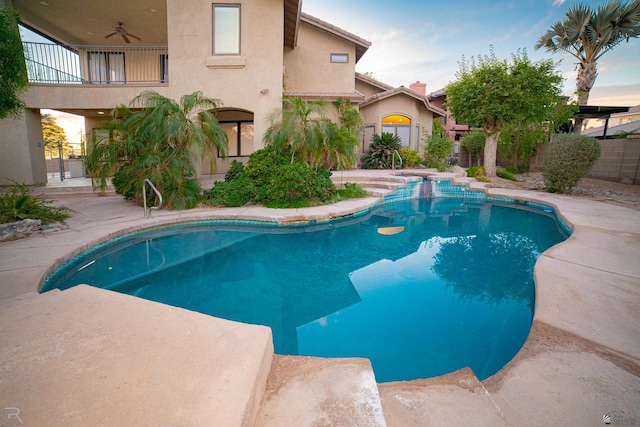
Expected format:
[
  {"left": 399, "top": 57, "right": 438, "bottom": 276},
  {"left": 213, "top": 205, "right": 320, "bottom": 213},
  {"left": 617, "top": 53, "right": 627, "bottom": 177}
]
[
  {"left": 143, "top": 179, "right": 162, "bottom": 219},
  {"left": 392, "top": 149, "right": 403, "bottom": 171}
]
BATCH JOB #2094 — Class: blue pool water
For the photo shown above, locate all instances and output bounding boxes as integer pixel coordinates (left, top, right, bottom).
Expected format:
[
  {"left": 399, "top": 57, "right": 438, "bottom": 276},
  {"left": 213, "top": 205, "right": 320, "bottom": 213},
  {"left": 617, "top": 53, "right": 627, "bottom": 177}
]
[{"left": 42, "top": 196, "right": 568, "bottom": 382}]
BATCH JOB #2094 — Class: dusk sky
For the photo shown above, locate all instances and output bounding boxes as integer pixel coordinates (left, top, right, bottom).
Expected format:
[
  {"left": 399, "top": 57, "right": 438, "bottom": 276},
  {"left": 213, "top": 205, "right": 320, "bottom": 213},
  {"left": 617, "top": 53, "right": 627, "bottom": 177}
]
[{"left": 303, "top": 0, "right": 640, "bottom": 106}]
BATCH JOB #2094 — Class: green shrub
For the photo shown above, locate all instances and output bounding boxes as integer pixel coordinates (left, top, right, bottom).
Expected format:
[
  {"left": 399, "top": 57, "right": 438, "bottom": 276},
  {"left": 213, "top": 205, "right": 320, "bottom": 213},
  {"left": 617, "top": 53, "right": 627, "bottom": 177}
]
[
  {"left": 423, "top": 132, "right": 453, "bottom": 171},
  {"left": 260, "top": 162, "right": 336, "bottom": 207},
  {"left": 466, "top": 166, "right": 486, "bottom": 178},
  {"left": 505, "top": 165, "right": 519, "bottom": 174},
  {"left": 542, "top": 133, "right": 601, "bottom": 194},
  {"left": 244, "top": 145, "right": 291, "bottom": 190},
  {"left": 399, "top": 148, "right": 422, "bottom": 168},
  {"left": 224, "top": 160, "right": 245, "bottom": 182},
  {"left": 361, "top": 133, "right": 402, "bottom": 169},
  {"left": 496, "top": 169, "right": 518, "bottom": 181},
  {"left": 0, "top": 183, "right": 74, "bottom": 224},
  {"left": 204, "top": 173, "right": 255, "bottom": 207},
  {"left": 337, "top": 182, "right": 369, "bottom": 199},
  {"left": 461, "top": 131, "right": 485, "bottom": 166},
  {"left": 209, "top": 145, "right": 340, "bottom": 208}
]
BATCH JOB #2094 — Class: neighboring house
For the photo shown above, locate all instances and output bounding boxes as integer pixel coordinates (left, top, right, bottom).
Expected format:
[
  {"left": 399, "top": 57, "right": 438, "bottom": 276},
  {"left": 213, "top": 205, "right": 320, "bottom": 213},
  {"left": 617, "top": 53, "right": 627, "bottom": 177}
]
[
  {"left": 583, "top": 105, "right": 640, "bottom": 137},
  {"left": 583, "top": 120, "right": 640, "bottom": 138},
  {"left": 427, "top": 88, "right": 470, "bottom": 165},
  {"left": 356, "top": 74, "right": 445, "bottom": 155},
  {"left": 584, "top": 104, "right": 640, "bottom": 130},
  {"left": 0, "top": 0, "right": 443, "bottom": 186}
]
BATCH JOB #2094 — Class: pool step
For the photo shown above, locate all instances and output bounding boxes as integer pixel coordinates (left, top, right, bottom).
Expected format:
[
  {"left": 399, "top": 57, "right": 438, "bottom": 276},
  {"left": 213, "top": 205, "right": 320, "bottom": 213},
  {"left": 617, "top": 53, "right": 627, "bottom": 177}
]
[
  {"left": 0, "top": 285, "right": 274, "bottom": 427},
  {"left": 255, "top": 355, "right": 387, "bottom": 427},
  {"left": 377, "top": 368, "right": 508, "bottom": 427},
  {"left": 331, "top": 173, "right": 422, "bottom": 198}
]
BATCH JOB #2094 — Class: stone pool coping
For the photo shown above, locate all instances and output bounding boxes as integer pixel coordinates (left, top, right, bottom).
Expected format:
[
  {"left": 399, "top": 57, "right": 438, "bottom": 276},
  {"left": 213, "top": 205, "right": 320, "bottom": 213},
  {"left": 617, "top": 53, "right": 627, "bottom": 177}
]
[{"left": 1, "top": 169, "right": 638, "bottom": 426}]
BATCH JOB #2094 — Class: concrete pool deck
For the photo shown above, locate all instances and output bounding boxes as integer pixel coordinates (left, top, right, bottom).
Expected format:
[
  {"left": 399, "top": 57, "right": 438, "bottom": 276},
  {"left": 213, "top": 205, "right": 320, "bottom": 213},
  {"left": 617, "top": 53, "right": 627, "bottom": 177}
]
[{"left": 0, "top": 170, "right": 638, "bottom": 426}]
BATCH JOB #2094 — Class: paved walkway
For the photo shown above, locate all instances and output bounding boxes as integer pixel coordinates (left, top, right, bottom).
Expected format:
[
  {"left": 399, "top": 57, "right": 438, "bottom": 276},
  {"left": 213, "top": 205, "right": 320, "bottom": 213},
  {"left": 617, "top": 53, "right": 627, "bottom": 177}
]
[{"left": 1, "top": 170, "right": 639, "bottom": 426}]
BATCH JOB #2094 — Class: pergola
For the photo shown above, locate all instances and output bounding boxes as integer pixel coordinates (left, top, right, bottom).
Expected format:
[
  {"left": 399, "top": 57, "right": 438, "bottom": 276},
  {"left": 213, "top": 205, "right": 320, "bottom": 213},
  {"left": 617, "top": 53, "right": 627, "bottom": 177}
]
[{"left": 574, "top": 106, "right": 630, "bottom": 137}]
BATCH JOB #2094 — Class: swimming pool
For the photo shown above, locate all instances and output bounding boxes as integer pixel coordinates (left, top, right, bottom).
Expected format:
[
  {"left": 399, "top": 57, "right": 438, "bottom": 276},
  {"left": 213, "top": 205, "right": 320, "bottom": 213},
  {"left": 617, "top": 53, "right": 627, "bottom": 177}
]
[{"left": 42, "top": 196, "right": 568, "bottom": 382}]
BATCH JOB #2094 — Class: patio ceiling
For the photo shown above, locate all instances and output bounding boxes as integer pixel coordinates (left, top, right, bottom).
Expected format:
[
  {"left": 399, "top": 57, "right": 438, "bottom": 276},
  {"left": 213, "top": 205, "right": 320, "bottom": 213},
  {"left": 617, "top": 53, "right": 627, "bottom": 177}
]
[{"left": 13, "top": 0, "right": 168, "bottom": 46}]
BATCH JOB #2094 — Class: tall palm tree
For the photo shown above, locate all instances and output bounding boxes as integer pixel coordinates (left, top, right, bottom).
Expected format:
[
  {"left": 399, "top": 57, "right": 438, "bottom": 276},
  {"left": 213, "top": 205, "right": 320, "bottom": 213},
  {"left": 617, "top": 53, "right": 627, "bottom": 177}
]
[
  {"left": 535, "top": 0, "right": 640, "bottom": 129},
  {"left": 87, "top": 91, "right": 227, "bottom": 209}
]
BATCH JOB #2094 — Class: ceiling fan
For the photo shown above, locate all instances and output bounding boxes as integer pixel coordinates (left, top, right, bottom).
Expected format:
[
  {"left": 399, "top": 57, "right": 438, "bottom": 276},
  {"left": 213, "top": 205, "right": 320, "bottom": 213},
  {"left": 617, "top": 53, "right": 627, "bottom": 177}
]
[{"left": 104, "top": 22, "right": 141, "bottom": 44}]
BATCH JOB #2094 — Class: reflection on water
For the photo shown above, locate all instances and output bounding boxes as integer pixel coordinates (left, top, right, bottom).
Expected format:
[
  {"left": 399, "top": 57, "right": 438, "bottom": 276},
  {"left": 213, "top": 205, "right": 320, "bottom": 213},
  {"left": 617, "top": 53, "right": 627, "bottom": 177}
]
[{"left": 43, "top": 197, "right": 567, "bottom": 381}]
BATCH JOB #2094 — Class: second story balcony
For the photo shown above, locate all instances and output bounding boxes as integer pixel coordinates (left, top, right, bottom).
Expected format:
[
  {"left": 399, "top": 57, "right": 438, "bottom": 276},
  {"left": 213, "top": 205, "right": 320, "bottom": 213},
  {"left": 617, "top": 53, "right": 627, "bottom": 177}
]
[{"left": 23, "top": 42, "right": 169, "bottom": 86}]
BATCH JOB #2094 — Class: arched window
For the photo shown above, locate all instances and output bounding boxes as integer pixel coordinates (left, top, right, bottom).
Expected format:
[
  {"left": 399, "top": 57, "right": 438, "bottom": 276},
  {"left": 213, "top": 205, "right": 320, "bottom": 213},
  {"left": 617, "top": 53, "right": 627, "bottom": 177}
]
[
  {"left": 382, "top": 115, "right": 411, "bottom": 148},
  {"left": 216, "top": 109, "right": 254, "bottom": 157}
]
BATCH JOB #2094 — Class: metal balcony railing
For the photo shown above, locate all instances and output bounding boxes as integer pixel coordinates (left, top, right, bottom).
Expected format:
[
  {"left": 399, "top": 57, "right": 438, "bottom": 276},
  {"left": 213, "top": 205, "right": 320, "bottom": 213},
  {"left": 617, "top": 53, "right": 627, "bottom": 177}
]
[{"left": 22, "top": 42, "right": 169, "bottom": 85}]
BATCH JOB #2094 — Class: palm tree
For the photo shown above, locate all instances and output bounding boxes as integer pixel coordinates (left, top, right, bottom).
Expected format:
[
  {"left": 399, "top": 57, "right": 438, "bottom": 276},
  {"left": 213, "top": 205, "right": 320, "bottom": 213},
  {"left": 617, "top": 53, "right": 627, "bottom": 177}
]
[
  {"left": 264, "top": 96, "right": 361, "bottom": 169},
  {"left": 535, "top": 0, "right": 640, "bottom": 130},
  {"left": 87, "top": 91, "right": 228, "bottom": 209},
  {"left": 263, "top": 97, "right": 330, "bottom": 164},
  {"left": 314, "top": 121, "right": 359, "bottom": 170}
]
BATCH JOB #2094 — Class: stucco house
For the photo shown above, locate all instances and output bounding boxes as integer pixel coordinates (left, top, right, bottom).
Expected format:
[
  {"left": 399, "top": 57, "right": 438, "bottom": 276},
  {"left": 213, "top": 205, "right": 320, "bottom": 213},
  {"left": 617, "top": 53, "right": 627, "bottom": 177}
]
[{"left": 1, "top": 0, "right": 443, "bottom": 186}]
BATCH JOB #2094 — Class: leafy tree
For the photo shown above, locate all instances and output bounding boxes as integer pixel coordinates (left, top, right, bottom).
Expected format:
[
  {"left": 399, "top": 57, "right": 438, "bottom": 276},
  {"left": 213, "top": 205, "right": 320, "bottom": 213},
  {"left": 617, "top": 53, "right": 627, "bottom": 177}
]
[
  {"left": 446, "top": 49, "right": 565, "bottom": 177},
  {"left": 498, "top": 123, "right": 544, "bottom": 168},
  {"left": 361, "top": 133, "right": 402, "bottom": 169},
  {"left": 462, "top": 131, "right": 486, "bottom": 166},
  {"left": 41, "top": 114, "right": 74, "bottom": 158},
  {"left": 0, "top": 7, "right": 28, "bottom": 119},
  {"left": 499, "top": 98, "right": 577, "bottom": 168},
  {"left": 535, "top": 1, "right": 640, "bottom": 130},
  {"left": 87, "top": 91, "right": 228, "bottom": 209}
]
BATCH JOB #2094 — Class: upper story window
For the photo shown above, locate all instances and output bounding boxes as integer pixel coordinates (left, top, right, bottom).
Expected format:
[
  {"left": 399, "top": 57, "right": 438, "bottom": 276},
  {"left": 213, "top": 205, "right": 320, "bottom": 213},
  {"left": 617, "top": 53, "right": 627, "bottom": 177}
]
[
  {"left": 213, "top": 4, "right": 240, "bottom": 55},
  {"left": 330, "top": 53, "right": 349, "bottom": 63}
]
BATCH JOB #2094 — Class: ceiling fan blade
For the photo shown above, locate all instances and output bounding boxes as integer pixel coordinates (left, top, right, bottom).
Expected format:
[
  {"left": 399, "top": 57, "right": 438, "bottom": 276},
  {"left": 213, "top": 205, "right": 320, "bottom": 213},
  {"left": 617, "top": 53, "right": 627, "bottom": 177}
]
[
  {"left": 127, "top": 33, "right": 142, "bottom": 41},
  {"left": 104, "top": 32, "right": 117, "bottom": 38},
  {"left": 122, "top": 34, "right": 131, "bottom": 43}
]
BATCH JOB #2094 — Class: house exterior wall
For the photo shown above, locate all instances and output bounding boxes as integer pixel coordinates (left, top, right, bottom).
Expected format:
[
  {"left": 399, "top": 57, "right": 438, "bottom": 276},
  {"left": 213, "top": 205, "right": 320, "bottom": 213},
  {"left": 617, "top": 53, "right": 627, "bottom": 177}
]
[
  {"left": 284, "top": 21, "right": 356, "bottom": 95},
  {"left": 355, "top": 79, "right": 384, "bottom": 98},
  {"left": 3, "top": 0, "right": 288, "bottom": 182},
  {"left": 0, "top": 109, "right": 47, "bottom": 186},
  {"left": 166, "top": 0, "right": 285, "bottom": 174}
]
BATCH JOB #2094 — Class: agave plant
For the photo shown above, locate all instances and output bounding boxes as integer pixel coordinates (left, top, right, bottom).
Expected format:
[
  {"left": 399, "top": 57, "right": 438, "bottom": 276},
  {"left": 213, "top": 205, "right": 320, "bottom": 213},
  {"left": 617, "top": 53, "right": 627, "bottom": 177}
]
[{"left": 361, "top": 133, "right": 402, "bottom": 169}]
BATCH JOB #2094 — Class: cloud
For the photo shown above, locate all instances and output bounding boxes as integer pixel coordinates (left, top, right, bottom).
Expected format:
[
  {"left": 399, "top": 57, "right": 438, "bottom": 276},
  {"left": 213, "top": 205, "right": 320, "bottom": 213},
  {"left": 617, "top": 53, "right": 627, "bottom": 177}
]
[
  {"left": 552, "top": 0, "right": 567, "bottom": 6},
  {"left": 589, "top": 84, "right": 640, "bottom": 106}
]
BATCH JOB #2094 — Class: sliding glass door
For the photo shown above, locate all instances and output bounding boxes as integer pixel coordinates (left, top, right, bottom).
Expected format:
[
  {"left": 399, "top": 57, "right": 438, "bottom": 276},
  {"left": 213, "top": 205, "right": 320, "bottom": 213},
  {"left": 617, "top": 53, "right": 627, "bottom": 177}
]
[{"left": 88, "top": 51, "right": 125, "bottom": 84}]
